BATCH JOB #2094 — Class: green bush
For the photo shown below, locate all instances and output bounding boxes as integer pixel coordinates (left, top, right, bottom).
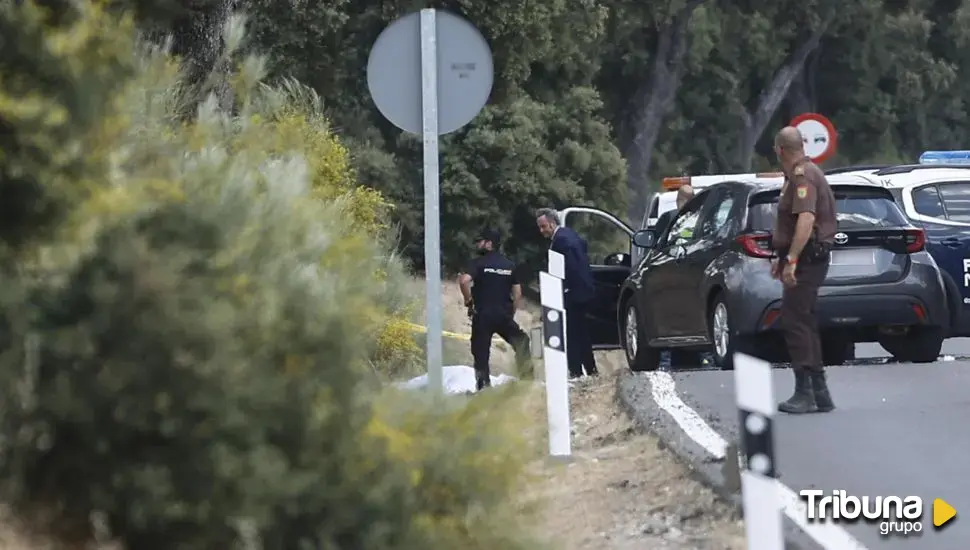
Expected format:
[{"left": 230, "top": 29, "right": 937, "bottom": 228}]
[{"left": 0, "top": 4, "right": 542, "bottom": 549}]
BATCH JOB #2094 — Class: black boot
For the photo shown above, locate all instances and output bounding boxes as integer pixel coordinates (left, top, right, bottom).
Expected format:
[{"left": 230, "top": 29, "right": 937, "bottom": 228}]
[
  {"left": 778, "top": 369, "right": 818, "bottom": 414},
  {"left": 810, "top": 371, "right": 835, "bottom": 412},
  {"left": 476, "top": 372, "right": 491, "bottom": 392}
]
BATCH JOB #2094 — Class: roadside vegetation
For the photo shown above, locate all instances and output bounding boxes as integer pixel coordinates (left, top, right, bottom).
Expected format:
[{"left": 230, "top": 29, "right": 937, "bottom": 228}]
[{"left": 0, "top": 4, "right": 543, "bottom": 549}]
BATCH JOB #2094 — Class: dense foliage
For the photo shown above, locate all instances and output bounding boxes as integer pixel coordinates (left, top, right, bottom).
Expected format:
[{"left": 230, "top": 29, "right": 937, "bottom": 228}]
[
  {"left": 234, "top": 0, "right": 970, "bottom": 268},
  {"left": 0, "top": 3, "right": 540, "bottom": 549}
]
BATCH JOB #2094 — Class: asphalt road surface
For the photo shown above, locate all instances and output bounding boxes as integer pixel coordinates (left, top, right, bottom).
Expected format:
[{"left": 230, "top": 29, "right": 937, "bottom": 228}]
[{"left": 619, "top": 338, "right": 970, "bottom": 550}]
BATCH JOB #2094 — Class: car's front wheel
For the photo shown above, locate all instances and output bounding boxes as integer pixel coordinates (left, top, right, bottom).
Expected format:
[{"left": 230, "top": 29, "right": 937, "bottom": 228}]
[
  {"left": 708, "top": 294, "right": 737, "bottom": 371},
  {"left": 622, "top": 301, "right": 661, "bottom": 372},
  {"left": 878, "top": 326, "right": 944, "bottom": 363}
]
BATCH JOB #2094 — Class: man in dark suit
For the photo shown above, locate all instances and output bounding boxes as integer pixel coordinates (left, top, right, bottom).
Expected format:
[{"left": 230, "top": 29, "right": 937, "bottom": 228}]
[{"left": 535, "top": 208, "right": 599, "bottom": 379}]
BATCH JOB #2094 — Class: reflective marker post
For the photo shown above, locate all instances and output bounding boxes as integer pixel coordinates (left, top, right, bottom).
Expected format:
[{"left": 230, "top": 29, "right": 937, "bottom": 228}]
[
  {"left": 540, "top": 249, "right": 571, "bottom": 458},
  {"left": 734, "top": 352, "right": 784, "bottom": 550}
]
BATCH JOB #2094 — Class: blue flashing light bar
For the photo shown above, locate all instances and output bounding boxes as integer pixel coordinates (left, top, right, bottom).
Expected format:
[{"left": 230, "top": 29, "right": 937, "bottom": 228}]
[{"left": 918, "top": 150, "right": 970, "bottom": 165}]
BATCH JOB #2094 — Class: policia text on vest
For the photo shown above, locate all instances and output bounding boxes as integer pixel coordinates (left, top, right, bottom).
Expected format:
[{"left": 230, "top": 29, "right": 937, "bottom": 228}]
[{"left": 459, "top": 229, "right": 531, "bottom": 391}]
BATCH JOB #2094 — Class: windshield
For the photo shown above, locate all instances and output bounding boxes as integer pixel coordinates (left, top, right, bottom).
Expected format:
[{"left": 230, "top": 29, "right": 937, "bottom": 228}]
[{"left": 747, "top": 188, "right": 909, "bottom": 231}]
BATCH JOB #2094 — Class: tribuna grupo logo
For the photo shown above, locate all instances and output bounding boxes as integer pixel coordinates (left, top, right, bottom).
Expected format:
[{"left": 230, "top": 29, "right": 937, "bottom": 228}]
[{"left": 800, "top": 489, "right": 923, "bottom": 536}]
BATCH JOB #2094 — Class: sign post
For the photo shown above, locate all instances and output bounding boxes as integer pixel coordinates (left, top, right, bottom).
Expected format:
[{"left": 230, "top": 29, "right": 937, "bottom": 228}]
[
  {"left": 791, "top": 113, "right": 837, "bottom": 163},
  {"left": 367, "top": 10, "right": 494, "bottom": 394}
]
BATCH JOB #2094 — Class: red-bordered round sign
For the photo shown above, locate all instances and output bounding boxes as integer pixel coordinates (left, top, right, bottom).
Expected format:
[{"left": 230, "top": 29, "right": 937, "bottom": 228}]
[{"left": 790, "top": 113, "right": 837, "bottom": 163}]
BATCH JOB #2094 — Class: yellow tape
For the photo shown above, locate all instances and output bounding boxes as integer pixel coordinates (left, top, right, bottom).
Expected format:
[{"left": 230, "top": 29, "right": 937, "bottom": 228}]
[{"left": 404, "top": 321, "right": 507, "bottom": 346}]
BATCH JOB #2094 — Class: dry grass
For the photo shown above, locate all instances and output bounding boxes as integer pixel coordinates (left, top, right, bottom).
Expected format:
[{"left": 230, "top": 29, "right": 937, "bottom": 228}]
[
  {"left": 408, "top": 277, "right": 538, "bottom": 376},
  {"left": 515, "top": 355, "right": 747, "bottom": 549}
]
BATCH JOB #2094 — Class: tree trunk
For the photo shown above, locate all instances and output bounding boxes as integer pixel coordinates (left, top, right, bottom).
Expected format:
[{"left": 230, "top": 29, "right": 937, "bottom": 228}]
[
  {"left": 622, "top": 0, "right": 706, "bottom": 222},
  {"left": 171, "top": 0, "right": 236, "bottom": 114},
  {"left": 736, "top": 20, "right": 833, "bottom": 171},
  {"left": 786, "top": 47, "right": 821, "bottom": 119},
  {"left": 787, "top": 68, "right": 812, "bottom": 118}
]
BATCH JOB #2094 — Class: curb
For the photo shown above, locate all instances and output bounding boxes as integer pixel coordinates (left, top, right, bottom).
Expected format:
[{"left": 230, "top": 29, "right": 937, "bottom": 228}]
[{"left": 613, "top": 369, "right": 820, "bottom": 550}]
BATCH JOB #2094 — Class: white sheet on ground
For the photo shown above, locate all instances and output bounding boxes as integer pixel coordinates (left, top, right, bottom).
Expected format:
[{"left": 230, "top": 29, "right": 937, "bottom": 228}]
[{"left": 398, "top": 365, "right": 517, "bottom": 394}]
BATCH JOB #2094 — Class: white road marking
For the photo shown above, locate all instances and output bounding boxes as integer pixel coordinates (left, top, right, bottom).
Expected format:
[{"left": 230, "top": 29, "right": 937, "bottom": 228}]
[{"left": 646, "top": 371, "right": 870, "bottom": 550}]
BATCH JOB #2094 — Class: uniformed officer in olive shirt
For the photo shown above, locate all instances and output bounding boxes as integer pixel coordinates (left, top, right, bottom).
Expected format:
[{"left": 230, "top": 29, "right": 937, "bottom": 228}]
[
  {"left": 771, "top": 126, "right": 838, "bottom": 414},
  {"left": 459, "top": 228, "right": 531, "bottom": 391}
]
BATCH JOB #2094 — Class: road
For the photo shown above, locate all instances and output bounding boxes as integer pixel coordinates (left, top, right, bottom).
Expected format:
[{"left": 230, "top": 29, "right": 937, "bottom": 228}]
[{"left": 618, "top": 338, "right": 970, "bottom": 550}]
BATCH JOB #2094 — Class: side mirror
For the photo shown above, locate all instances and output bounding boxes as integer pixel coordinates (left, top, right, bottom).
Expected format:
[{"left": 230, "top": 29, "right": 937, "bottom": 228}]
[{"left": 633, "top": 229, "right": 657, "bottom": 248}]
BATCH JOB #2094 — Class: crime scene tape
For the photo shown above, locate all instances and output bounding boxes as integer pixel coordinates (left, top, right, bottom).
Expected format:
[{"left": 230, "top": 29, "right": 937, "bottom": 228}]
[{"left": 404, "top": 321, "right": 509, "bottom": 348}]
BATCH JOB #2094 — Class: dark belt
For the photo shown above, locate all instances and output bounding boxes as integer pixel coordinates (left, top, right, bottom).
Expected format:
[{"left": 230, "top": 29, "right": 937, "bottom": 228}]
[{"left": 772, "top": 239, "right": 832, "bottom": 264}]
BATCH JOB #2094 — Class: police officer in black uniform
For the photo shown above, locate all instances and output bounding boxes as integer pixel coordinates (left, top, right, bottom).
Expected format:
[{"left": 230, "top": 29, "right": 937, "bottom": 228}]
[{"left": 459, "top": 228, "right": 531, "bottom": 391}]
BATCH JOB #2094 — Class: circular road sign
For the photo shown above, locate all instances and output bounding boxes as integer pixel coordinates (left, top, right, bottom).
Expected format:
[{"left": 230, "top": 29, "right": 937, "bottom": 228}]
[
  {"left": 367, "top": 10, "right": 494, "bottom": 136},
  {"left": 791, "top": 112, "right": 837, "bottom": 163}
]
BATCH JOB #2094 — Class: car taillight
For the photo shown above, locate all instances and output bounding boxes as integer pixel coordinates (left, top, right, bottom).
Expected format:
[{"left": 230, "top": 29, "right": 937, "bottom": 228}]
[
  {"left": 905, "top": 229, "right": 926, "bottom": 253},
  {"left": 736, "top": 233, "right": 774, "bottom": 258}
]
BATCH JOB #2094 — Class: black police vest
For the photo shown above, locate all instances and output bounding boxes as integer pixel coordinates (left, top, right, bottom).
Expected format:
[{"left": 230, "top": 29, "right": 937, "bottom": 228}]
[{"left": 471, "top": 252, "right": 516, "bottom": 315}]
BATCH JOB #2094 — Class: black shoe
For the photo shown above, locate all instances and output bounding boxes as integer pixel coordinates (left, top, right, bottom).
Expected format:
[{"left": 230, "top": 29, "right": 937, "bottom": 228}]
[
  {"left": 476, "top": 374, "right": 491, "bottom": 392},
  {"left": 778, "top": 369, "right": 818, "bottom": 414},
  {"left": 810, "top": 371, "right": 835, "bottom": 412},
  {"left": 568, "top": 372, "right": 583, "bottom": 380}
]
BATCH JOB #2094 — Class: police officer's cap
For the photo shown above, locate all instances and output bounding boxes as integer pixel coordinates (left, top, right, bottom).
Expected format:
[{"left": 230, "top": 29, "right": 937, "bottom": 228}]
[{"left": 474, "top": 228, "right": 501, "bottom": 246}]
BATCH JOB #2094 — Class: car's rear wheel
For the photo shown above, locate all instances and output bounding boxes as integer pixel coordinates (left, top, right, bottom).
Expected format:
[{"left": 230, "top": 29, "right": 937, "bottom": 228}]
[
  {"left": 878, "top": 326, "right": 944, "bottom": 363},
  {"left": 622, "top": 301, "right": 661, "bottom": 372},
  {"left": 708, "top": 294, "right": 736, "bottom": 371}
]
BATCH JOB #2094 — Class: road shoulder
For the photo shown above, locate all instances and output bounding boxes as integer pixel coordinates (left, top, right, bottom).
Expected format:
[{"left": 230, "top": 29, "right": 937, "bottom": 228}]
[{"left": 616, "top": 370, "right": 829, "bottom": 550}]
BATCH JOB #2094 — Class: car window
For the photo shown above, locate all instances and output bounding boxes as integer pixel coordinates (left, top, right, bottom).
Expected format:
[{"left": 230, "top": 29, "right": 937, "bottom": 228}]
[
  {"left": 747, "top": 187, "right": 909, "bottom": 231},
  {"left": 912, "top": 185, "right": 946, "bottom": 218},
  {"left": 660, "top": 196, "right": 706, "bottom": 248},
  {"left": 938, "top": 182, "right": 970, "bottom": 222},
  {"left": 699, "top": 193, "right": 735, "bottom": 237}
]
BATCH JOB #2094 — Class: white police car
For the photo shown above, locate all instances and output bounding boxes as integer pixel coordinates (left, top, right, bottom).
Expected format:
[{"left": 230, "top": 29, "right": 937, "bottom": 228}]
[{"left": 829, "top": 151, "right": 970, "bottom": 339}]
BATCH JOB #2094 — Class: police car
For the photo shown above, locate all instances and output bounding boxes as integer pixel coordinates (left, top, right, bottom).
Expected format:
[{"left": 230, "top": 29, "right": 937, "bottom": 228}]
[{"left": 827, "top": 152, "right": 970, "bottom": 339}]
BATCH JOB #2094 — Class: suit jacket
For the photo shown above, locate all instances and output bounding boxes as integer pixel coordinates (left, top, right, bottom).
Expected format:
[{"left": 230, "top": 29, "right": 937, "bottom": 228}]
[{"left": 550, "top": 226, "right": 596, "bottom": 306}]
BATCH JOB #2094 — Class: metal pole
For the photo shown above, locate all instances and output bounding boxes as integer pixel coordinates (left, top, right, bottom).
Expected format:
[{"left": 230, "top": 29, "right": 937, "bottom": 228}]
[
  {"left": 419, "top": 9, "right": 443, "bottom": 393},
  {"left": 734, "top": 353, "right": 784, "bottom": 550}
]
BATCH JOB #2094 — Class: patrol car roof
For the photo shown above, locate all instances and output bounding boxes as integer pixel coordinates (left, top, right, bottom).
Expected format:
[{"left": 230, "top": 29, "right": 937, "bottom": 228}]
[
  {"left": 858, "top": 166, "right": 970, "bottom": 188},
  {"left": 743, "top": 171, "right": 889, "bottom": 192}
]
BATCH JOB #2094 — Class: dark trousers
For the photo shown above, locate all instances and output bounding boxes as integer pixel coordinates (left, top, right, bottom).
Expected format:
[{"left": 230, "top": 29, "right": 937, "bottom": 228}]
[
  {"left": 565, "top": 300, "right": 598, "bottom": 378},
  {"left": 470, "top": 312, "right": 530, "bottom": 390},
  {"left": 780, "top": 257, "right": 830, "bottom": 373}
]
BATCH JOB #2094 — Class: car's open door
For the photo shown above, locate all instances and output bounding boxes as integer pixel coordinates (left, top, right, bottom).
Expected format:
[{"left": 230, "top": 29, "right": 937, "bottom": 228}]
[{"left": 559, "top": 207, "right": 635, "bottom": 350}]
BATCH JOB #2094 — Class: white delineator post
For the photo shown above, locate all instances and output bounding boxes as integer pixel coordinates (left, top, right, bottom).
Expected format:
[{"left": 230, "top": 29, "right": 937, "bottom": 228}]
[
  {"left": 540, "top": 249, "right": 571, "bottom": 457},
  {"left": 733, "top": 352, "right": 784, "bottom": 550}
]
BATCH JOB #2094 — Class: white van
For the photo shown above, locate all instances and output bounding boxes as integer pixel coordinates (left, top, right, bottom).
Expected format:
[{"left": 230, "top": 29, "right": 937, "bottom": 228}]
[{"left": 640, "top": 173, "right": 786, "bottom": 230}]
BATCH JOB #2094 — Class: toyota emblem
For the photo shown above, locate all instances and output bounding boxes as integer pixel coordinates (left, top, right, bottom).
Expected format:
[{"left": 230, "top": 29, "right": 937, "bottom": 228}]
[{"left": 834, "top": 232, "right": 849, "bottom": 245}]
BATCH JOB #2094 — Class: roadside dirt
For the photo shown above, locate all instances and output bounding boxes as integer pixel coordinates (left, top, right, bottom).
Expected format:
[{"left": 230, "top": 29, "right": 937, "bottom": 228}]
[
  {"left": 430, "top": 279, "right": 747, "bottom": 549},
  {"left": 518, "top": 354, "right": 747, "bottom": 550}
]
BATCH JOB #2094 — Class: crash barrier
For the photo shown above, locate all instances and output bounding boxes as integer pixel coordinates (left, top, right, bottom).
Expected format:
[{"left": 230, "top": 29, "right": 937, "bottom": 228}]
[
  {"left": 539, "top": 249, "right": 572, "bottom": 458},
  {"left": 734, "top": 352, "right": 784, "bottom": 550}
]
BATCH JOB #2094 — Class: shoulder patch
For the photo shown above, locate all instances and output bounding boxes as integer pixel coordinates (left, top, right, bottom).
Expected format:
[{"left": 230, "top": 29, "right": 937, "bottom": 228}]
[
  {"left": 793, "top": 165, "right": 805, "bottom": 176},
  {"left": 796, "top": 185, "right": 808, "bottom": 199}
]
